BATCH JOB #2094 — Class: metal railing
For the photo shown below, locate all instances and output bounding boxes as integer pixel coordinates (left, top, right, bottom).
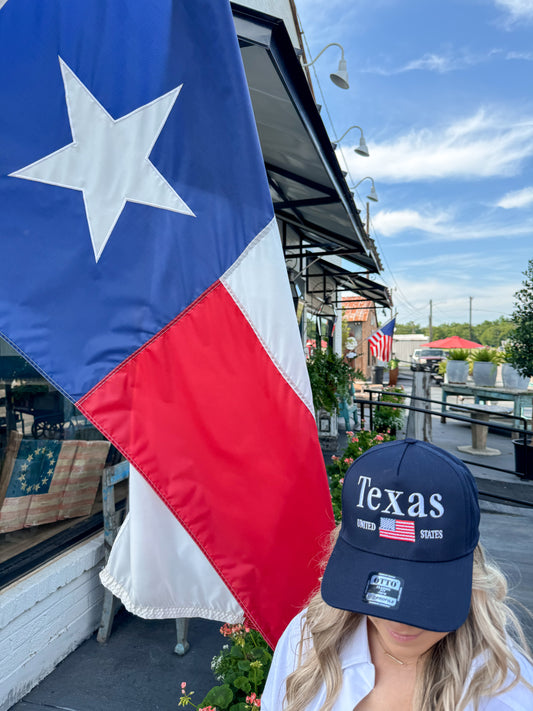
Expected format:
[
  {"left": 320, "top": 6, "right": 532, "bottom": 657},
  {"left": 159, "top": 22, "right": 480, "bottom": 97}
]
[{"left": 347, "top": 388, "right": 532, "bottom": 507}]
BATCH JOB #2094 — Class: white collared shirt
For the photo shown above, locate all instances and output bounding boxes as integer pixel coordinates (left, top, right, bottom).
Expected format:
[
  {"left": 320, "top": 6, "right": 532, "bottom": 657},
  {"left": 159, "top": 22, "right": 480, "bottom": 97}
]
[{"left": 261, "top": 611, "right": 533, "bottom": 710}]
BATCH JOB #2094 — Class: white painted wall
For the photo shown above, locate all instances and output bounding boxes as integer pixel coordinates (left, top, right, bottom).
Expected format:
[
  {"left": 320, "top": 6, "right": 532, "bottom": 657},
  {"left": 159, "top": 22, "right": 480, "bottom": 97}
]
[
  {"left": 0, "top": 535, "right": 105, "bottom": 710},
  {"left": 238, "top": 0, "right": 301, "bottom": 48},
  {"left": 393, "top": 334, "right": 428, "bottom": 365}
]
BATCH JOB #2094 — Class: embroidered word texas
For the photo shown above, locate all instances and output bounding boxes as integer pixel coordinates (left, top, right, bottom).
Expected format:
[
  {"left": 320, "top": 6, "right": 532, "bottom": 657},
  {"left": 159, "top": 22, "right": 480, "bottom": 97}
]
[{"left": 356, "top": 475, "right": 444, "bottom": 518}]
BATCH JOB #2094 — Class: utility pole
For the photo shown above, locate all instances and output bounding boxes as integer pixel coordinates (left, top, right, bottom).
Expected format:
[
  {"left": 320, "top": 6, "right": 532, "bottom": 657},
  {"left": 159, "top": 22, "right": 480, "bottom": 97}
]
[
  {"left": 429, "top": 299, "right": 433, "bottom": 341},
  {"left": 366, "top": 202, "right": 370, "bottom": 234},
  {"left": 469, "top": 297, "right": 473, "bottom": 339}
]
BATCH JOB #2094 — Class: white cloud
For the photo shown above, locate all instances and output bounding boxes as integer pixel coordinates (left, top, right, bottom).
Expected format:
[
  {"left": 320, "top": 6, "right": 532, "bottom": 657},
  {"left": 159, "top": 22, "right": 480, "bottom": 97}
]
[
  {"left": 402, "top": 53, "right": 453, "bottom": 72},
  {"left": 506, "top": 51, "right": 533, "bottom": 60},
  {"left": 370, "top": 206, "right": 533, "bottom": 243},
  {"left": 362, "top": 48, "right": 533, "bottom": 75},
  {"left": 341, "top": 109, "right": 533, "bottom": 182},
  {"left": 372, "top": 209, "right": 450, "bottom": 236},
  {"left": 494, "top": 0, "right": 533, "bottom": 23},
  {"left": 365, "top": 50, "right": 496, "bottom": 75},
  {"left": 497, "top": 186, "right": 533, "bottom": 208}
]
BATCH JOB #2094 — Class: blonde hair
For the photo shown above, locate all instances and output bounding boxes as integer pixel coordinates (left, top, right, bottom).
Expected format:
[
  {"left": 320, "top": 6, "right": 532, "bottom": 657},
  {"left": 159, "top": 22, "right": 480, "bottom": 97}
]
[{"left": 283, "top": 536, "right": 532, "bottom": 711}]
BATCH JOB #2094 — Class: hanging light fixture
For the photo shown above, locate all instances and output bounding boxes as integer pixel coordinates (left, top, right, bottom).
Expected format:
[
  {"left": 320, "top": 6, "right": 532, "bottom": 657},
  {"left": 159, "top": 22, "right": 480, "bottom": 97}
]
[
  {"left": 331, "top": 125, "right": 369, "bottom": 156},
  {"left": 351, "top": 176, "right": 379, "bottom": 202},
  {"left": 302, "top": 43, "right": 349, "bottom": 90}
]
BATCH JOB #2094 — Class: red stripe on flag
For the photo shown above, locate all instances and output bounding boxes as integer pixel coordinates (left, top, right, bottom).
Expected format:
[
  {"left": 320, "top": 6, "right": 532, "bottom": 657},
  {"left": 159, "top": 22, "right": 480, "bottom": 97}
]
[{"left": 78, "top": 281, "right": 334, "bottom": 646}]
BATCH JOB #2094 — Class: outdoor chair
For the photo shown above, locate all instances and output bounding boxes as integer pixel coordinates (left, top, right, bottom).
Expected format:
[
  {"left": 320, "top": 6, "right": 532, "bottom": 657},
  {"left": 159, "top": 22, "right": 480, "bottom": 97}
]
[{"left": 97, "top": 460, "right": 190, "bottom": 655}]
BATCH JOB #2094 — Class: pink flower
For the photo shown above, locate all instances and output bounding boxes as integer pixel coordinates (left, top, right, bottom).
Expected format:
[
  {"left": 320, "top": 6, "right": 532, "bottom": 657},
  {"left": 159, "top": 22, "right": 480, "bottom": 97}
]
[
  {"left": 343, "top": 457, "right": 354, "bottom": 465},
  {"left": 346, "top": 431, "right": 354, "bottom": 436},
  {"left": 181, "top": 682, "right": 187, "bottom": 691},
  {"left": 331, "top": 455, "right": 339, "bottom": 461},
  {"left": 350, "top": 436, "right": 359, "bottom": 443},
  {"left": 339, "top": 478, "right": 344, "bottom": 485},
  {"left": 375, "top": 434, "right": 384, "bottom": 441}
]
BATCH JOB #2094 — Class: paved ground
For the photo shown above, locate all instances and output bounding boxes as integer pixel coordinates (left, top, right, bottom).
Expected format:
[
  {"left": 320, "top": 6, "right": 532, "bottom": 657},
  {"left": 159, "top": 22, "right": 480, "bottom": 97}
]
[{"left": 10, "top": 370, "right": 533, "bottom": 710}]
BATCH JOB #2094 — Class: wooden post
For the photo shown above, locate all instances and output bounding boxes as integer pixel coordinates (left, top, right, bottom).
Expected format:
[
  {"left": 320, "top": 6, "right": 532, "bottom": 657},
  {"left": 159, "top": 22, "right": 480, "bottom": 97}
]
[{"left": 406, "top": 371, "right": 432, "bottom": 441}]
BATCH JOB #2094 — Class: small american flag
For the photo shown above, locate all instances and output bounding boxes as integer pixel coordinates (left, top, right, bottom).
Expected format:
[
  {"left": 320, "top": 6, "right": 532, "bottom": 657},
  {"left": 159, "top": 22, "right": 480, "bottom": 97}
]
[
  {"left": 368, "top": 318, "right": 395, "bottom": 362},
  {"left": 379, "top": 516, "right": 416, "bottom": 542},
  {"left": 0, "top": 431, "right": 109, "bottom": 533}
]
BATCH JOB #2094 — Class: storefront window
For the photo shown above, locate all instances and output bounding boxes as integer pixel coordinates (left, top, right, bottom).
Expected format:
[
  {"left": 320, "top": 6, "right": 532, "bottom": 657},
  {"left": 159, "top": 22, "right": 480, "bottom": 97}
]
[{"left": 0, "top": 338, "right": 123, "bottom": 587}]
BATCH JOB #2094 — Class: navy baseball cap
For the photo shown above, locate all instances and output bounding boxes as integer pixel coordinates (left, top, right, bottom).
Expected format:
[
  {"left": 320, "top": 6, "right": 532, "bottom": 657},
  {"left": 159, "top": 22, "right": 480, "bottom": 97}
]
[{"left": 321, "top": 438, "right": 480, "bottom": 632}]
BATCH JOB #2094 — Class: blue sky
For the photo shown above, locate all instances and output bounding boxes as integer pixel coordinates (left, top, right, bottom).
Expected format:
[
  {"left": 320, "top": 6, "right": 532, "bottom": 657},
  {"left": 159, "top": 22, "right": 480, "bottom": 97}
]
[{"left": 296, "top": 0, "right": 533, "bottom": 326}]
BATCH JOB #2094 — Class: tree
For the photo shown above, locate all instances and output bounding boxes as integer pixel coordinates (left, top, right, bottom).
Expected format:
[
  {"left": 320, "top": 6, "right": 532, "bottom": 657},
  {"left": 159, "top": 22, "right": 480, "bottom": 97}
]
[
  {"left": 395, "top": 321, "right": 426, "bottom": 335},
  {"left": 393, "top": 316, "right": 514, "bottom": 346},
  {"left": 506, "top": 260, "right": 533, "bottom": 377},
  {"left": 475, "top": 317, "right": 514, "bottom": 347},
  {"left": 431, "top": 322, "right": 471, "bottom": 341}
]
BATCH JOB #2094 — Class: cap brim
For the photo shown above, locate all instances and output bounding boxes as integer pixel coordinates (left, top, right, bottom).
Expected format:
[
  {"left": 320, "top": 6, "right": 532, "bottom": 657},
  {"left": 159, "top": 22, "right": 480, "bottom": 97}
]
[{"left": 321, "top": 535, "right": 474, "bottom": 632}]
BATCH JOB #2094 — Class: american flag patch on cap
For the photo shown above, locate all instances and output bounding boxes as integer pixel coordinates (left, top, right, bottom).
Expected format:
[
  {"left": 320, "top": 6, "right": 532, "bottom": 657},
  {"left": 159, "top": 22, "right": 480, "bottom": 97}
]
[{"left": 379, "top": 517, "right": 416, "bottom": 542}]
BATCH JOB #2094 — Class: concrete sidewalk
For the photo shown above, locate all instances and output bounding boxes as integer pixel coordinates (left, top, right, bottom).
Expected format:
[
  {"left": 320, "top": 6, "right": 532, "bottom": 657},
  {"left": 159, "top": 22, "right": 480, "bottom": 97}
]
[{"left": 9, "top": 371, "right": 533, "bottom": 711}]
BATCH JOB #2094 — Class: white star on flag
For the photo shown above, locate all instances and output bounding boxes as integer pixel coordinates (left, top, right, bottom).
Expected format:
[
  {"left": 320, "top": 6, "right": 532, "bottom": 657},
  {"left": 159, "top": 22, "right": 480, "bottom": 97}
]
[{"left": 10, "top": 57, "right": 195, "bottom": 262}]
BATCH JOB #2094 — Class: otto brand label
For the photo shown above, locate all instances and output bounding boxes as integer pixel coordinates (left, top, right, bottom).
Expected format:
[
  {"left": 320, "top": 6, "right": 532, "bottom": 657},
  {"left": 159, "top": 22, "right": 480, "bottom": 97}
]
[
  {"left": 363, "top": 572, "right": 403, "bottom": 609},
  {"left": 355, "top": 475, "right": 444, "bottom": 518}
]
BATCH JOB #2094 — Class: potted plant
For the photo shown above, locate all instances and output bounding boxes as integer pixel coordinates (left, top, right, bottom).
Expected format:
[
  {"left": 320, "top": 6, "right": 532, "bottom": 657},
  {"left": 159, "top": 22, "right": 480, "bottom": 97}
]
[
  {"left": 373, "top": 386, "right": 405, "bottom": 436},
  {"left": 470, "top": 348, "right": 501, "bottom": 387},
  {"left": 306, "top": 348, "right": 352, "bottom": 438},
  {"left": 445, "top": 349, "right": 470, "bottom": 384},
  {"left": 501, "top": 346, "right": 531, "bottom": 390}
]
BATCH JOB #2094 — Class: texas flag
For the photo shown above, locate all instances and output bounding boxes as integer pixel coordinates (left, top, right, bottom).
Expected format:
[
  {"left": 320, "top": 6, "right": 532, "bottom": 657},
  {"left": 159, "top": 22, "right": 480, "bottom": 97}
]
[{"left": 0, "top": 0, "right": 334, "bottom": 646}]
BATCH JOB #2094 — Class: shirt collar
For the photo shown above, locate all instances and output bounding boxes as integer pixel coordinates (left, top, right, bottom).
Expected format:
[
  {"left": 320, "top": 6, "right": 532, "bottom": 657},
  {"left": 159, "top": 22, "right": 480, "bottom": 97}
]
[{"left": 338, "top": 616, "right": 373, "bottom": 669}]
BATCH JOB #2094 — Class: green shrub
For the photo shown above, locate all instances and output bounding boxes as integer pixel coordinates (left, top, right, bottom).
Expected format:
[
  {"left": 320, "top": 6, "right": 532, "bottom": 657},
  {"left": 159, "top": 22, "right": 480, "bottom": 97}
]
[
  {"left": 506, "top": 260, "right": 533, "bottom": 378},
  {"left": 372, "top": 387, "right": 405, "bottom": 435},
  {"left": 179, "top": 624, "right": 270, "bottom": 710},
  {"left": 306, "top": 349, "right": 353, "bottom": 414}
]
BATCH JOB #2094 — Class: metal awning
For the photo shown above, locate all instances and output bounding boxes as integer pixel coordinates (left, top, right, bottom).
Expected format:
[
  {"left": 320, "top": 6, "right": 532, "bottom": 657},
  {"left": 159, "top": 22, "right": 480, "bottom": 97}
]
[
  {"left": 306, "top": 259, "right": 392, "bottom": 309},
  {"left": 232, "top": 4, "right": 381, "bottom": 274}
]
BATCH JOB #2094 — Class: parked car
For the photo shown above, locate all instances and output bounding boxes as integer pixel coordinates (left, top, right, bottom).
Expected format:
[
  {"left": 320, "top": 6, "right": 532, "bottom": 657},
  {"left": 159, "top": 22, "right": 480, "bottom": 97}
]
[{"left": 410, "top": 348, "right": 446, "bottom": 372}]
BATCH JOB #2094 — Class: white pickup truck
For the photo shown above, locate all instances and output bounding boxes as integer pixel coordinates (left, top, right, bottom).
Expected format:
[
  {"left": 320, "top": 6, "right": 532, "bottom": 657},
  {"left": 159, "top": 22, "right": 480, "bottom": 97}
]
[{"left": 410, "top": 348, "right": 446, "bottom": 372}]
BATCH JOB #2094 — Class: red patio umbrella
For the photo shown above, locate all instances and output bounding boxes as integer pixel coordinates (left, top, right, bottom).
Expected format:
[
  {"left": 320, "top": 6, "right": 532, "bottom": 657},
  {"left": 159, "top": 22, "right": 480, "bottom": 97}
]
[{"left": 423, "top": 336, "right": 483, "bottom": 349}]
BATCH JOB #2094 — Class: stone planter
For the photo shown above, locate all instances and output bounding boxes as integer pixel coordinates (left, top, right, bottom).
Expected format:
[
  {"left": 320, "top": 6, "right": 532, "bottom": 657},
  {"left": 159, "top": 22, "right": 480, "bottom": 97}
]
[
  {"left": 513, "top": 438, "right": 533, "bottom": 480},
  {"left": 472, "top": 361, "right": 498, "bottom": 387},
  {"left": 501, "top": 363, "right": 531, "bottom": 390},
  {"left": 446, "top": 360, "right": 469, "bottom": 384}
]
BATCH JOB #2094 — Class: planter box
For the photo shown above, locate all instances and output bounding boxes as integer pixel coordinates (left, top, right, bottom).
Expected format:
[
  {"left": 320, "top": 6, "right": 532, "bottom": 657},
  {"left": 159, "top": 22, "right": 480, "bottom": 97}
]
[
  {"left": 446, "top": 360, "right": 469, "bottom": 384},
  {"left": 513, "top": 439, "right": 533, "bottom": 480},
  {"left": 502, "top": 364, "right": 531, "bottom": 390},
  {"left": 472, "top": 361, "right": 497, "bottom": 387}
]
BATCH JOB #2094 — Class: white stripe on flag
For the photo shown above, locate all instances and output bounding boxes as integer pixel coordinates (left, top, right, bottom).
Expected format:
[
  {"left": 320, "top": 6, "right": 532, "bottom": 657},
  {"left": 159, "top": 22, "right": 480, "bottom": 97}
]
[
  {"left": 100, "top": 465, "right": 244, "bottom": 621},
  {"left": 222, "top": 217, "right": 313, "bottom": 414}
]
